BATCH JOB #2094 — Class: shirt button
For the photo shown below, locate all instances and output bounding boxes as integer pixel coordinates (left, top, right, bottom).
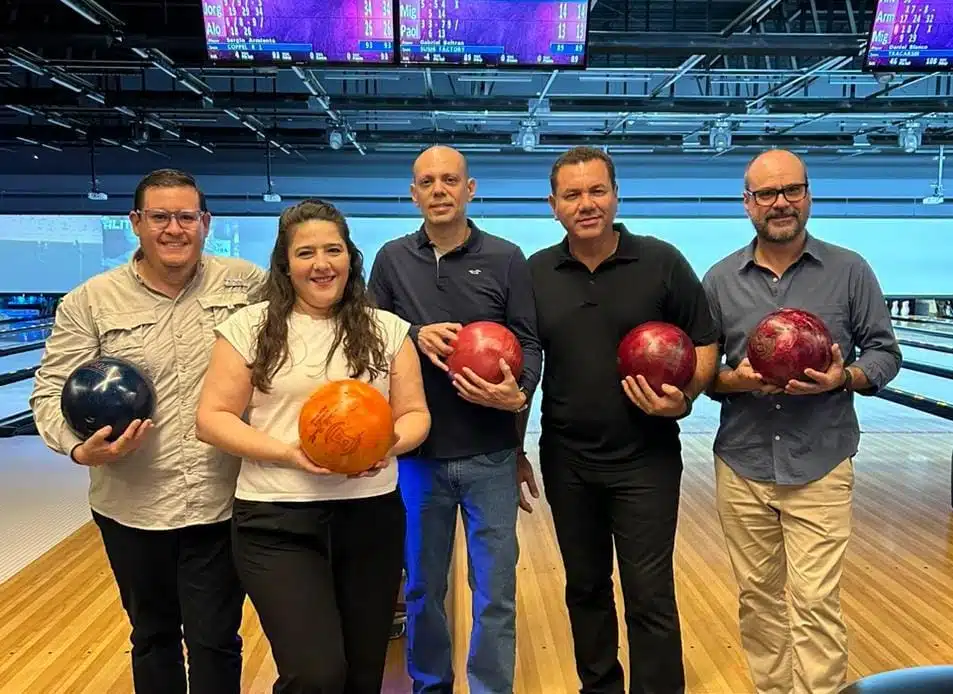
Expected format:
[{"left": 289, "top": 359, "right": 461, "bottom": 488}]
[
  {"left": 772, "top": 277, "right": 779, "bottom": 283},
  {"left": 776, "top": 404, "right": 781, "bottom": 410},
  {"left": 775, "top": 435, "right": 781, "bottom": 440}
]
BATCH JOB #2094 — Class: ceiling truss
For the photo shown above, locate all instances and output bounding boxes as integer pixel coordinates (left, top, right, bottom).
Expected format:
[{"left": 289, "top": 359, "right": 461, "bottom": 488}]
[{"left": 1, "top": 0, "right": 950, "bottom": 161}]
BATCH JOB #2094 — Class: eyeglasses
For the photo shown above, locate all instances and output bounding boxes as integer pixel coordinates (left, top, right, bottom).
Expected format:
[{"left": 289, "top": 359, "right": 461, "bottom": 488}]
[
  {"left": 135, "top": 209, "right": 205, "bottom": 229},
  {"left": 745, "top": 183, "right": 809, "bottom": 207}
]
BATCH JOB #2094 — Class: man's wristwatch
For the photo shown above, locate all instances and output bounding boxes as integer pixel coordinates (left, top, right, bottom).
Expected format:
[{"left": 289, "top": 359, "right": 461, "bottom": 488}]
[
  {"left": 675, "top": 390, "right": 693, "bottom": 420},
  {"left": 839, "top": 367, "right": 853, "bottom": 392},
  {"left": 514, "top": 386, "right": 529, "bottom": 412}
]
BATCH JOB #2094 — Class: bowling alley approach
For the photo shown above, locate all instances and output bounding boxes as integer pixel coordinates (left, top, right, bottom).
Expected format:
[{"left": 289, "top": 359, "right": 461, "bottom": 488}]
[{"left": 4, "top": 1, "right": 953, "bottom": 693}]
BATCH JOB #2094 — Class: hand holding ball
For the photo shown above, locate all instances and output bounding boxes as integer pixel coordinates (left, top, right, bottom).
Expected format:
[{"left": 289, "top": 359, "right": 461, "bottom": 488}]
[
  {"left": 746, "top": 308, "right": 834, "bottom": 387},
  {"left": 617, "top": 321, "right": 696, "bottom": 396},
  {"left": 297, "top": 379, "right": 395, "bottom": 475},
  {"left": 446, "top": 321, "right": 524, "bottom": 384}
]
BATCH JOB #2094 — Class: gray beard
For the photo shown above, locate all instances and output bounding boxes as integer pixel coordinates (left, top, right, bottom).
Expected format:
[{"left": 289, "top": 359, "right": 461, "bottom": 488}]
[{"left": 754, "top": 215, "right": 804, "bottom": 243}]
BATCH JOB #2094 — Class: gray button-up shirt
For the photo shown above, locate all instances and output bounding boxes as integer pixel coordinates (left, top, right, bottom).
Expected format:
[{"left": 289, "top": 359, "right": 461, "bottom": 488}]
[{"left": 702, "top": 234, "right": 902, "bottom": 485}]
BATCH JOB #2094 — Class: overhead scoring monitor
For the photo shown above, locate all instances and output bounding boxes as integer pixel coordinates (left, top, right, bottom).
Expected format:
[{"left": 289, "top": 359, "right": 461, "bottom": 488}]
[
  {"left": 863, "top": 0, "right": 953, "bottom": 71},
  {"left": 397, "top": 0, "right": 591, "bottom": 68},
  {"left": 202, "top": 0, "right": 396, "bottom": 65}
]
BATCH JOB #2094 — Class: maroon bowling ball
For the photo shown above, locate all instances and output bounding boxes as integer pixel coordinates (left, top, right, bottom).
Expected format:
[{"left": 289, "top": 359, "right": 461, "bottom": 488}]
[
  {"left": 446, "top": 321, "right": 524, "bottom": 384},
  {"left": 746, "top": 308, "right": 833, "bottom": 387},
  {"left": 617, "top": 321, "right": 696, "bottom": 396}
]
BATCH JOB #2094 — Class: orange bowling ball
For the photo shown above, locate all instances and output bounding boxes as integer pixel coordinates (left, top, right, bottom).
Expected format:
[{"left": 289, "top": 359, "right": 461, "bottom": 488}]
[{"left": 297, "top": 379, "right": 395, "bottom": 475}]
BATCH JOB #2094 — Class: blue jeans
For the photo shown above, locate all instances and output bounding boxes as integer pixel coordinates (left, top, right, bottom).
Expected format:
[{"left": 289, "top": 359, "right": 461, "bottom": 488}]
[{"left": 399, "top": 449, "right": 520, "bottom": 694}]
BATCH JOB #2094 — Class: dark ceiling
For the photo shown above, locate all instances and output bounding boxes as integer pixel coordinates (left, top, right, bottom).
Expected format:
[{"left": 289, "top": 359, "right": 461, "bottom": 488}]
[{"left": 1, "top": 0, "right": 951, "bottom": 166}]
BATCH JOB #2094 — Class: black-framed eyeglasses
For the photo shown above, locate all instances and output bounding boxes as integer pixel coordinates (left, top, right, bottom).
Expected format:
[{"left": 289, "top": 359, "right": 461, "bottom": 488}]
[
  {"left": 744, "top": 183, "right": 809, "bottom": 207},
  {"left": 134, "top": 208, "right": 206, "bottom": 229}
]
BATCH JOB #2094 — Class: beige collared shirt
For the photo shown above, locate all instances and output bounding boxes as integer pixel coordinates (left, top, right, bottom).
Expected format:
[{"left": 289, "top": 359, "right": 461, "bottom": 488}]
[{"left": 30, "top": 253, "right": 267, "bottom": 530}]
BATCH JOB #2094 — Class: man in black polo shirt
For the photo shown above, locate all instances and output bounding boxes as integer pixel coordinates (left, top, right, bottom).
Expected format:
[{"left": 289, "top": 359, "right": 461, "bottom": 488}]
[
  {"left": 368, "top": 145, "right": 542, "bottom": 694},
  {"left": 527, "top": 146, "right": 719, "bottom": 694}
]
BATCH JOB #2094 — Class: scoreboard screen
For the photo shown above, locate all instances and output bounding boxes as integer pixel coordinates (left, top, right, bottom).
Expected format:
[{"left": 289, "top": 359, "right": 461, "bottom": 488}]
[
  {"left": 203, "top": 0, "right": 396, "bottom": 65},
  {"left": 397, "top": 0, "right": 591, "bottom": 68},
  {"left": 864, "top": 0, "right": 953, "bottom": 71}
]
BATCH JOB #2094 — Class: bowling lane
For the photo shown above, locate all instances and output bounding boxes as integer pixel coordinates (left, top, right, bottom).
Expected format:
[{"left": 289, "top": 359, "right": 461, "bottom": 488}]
[
  {"left": 0, "top": 318, "right": 53, "bottom": 335},
  {"left": 0, "top": 351, "right": 41, "bottom": 373},
  {"left": 901, "top": 345, "right": 953, "bottom": 369},
  {"left": 0, "top": 379, "right": 33, "bottom": 419},
  {"left": 894, "top": 320, "right": 953, "bottom": 338},
  {"left": 0, "top": 328, "right": 51, "bottom": 355},
  {"left": 0, "top": 326, "right": 47, "bottom": 418},
  {"left": 895, "top": 327, "right": 953, "bottom": 349},
  {"left": 888, "top": 369, "right": 953, "bottom": 405},
  {"left": 0, "top": 325, "right": 52, "bottom": 342},
  {"left": 0, "top": 309, "right": 43, "bottom": 321},
  {"left": 894, "top": 315, "right": 953, "bottom": 327}
]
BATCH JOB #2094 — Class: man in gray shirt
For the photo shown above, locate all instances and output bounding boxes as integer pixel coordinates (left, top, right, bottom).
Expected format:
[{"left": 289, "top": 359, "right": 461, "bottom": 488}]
[{"left": 702, "top": 149, "right": 901, "bottom": 694}]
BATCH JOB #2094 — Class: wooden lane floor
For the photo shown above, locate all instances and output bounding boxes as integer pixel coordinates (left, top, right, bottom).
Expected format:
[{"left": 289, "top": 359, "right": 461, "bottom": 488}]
[{"left": 2, "top": 432, "right": 953, "bottom": 693}]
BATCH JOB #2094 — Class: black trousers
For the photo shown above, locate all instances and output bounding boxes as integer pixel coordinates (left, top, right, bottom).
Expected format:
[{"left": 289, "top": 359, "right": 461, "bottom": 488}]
[
  {"left": 231, "top": 490, "right": 406, "bottom": 694},
  {"left": 540, "top": 449, "right": 685, "bottom": 694},
  {"left": 92, "top": 510, "right": 245, "bottom": 694}
]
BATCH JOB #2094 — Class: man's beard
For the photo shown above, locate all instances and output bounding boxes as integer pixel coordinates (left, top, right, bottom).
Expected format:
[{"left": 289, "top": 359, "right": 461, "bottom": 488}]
[{"left": 754, "top": 209, "right": 804, "bottom": 243}]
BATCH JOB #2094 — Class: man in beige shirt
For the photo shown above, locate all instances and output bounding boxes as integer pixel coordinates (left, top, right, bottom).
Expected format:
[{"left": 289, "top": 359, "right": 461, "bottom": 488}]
[{"left": 30, "top": 168, "right": 266, "bottom": 694}]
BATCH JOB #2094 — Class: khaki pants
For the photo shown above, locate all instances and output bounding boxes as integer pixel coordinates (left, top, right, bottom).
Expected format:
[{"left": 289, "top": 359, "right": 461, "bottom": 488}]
[{"left": 715, "top": 456, "right": 854, "bottom": 694}]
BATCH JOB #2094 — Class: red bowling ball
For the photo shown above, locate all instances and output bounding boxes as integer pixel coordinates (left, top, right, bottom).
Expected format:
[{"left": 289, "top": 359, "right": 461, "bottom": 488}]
[
  {"left": 617, "top": 321, "right": 696, "bottom": 396},
  {"left": 446, "top": 321, "right": 524, "bottom": 384},
  {"left": 746, "top": 308, "right": 834, "bottom": 387}
]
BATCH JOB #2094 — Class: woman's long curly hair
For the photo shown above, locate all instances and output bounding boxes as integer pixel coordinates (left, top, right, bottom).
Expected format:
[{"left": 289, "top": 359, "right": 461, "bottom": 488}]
[{"left": 249, "top": 199, "right": 389, "bottom": 392}]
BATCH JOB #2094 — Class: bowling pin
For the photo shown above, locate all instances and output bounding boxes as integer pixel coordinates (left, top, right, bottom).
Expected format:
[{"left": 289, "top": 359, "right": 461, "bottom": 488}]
[{"left": 901, "top": 300, "right": 910, "bottom": 317}]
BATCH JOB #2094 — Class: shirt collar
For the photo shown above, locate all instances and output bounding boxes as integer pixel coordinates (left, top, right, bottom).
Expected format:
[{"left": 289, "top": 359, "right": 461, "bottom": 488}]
[
  {"left": 128, "top": 247, "right": 206, "bottom": 292},
  {"left": 414, "top": 218, "right": 483, "bottom": 254},
  {"left": 555, "top": 222, "right": 639, "bottom": 268},
  {"left": 738, "top": 231, "right": 824, "bottom": 272}
]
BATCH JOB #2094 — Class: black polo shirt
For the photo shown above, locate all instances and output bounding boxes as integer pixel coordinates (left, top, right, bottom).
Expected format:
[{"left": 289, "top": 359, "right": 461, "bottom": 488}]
[
  {"left": 528, "top": 223, "right": 717, "bottom": 467},
  {"left": 368, "top": 220, "right": 542, "bottom": 461}
]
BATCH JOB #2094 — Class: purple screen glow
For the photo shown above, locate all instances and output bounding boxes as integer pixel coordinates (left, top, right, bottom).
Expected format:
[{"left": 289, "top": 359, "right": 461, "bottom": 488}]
[
  {"left": 398, "top": 0, "right": 589, "bottom": 67},
  {"left": 203, "top": 0, "right": 395, "bottom": 64},
  {"left": 865, "top": 0, "right": 953, "bottom": 69}
]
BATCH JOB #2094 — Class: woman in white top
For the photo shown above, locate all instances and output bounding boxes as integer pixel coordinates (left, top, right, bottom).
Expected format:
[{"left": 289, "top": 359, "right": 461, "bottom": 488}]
[{"left": 195, "top": 199, "right": 430, "bottom": 694}]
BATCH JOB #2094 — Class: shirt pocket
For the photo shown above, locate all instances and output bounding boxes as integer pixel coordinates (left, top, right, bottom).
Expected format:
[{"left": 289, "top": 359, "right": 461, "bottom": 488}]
[
  {"left": 97, "top": 310, "right": 159, "bottom": 376},
  {"left": 197, "top": 292, "right": 254, "bottom": 347},
  {"left": 812, "top": 303, "right": 850, "bottom": 352}
]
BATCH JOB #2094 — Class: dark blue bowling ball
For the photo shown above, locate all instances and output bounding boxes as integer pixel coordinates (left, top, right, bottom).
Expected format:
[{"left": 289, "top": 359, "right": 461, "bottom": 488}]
[
  {"left": 60, "top": 356, "right": 156, "bottom": 442},
  {"left": 840, "top": 665, "right": 953, "bottom": 692}
]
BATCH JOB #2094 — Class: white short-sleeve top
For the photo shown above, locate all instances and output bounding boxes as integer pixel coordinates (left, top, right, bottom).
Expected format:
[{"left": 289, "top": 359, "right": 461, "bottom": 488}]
[{"left": 214, "top": 301, "right": 410, "bottom": 502}]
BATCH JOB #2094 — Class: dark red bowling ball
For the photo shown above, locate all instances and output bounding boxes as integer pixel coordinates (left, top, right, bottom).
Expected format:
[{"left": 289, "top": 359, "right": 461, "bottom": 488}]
[
  {"left": 61, "top": 356, "right": 156, "bottom": 442},
  {"left": 446, "top": 321, "right": 523, "bottom": 384},
  {"left": 746, "top": 308, "right": 833, "bottom": 387},
  {"left": 617, "top": 321, "right": 696, "bottom": 396}
]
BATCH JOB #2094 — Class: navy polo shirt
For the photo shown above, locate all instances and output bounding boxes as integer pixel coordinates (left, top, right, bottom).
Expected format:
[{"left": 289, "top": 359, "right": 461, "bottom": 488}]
[
  {"left": 528, "top": 224, "right": 718, "bottom": 466},
  {"left": 368, "top": 220, "right": 542, "bottom": 461}
]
